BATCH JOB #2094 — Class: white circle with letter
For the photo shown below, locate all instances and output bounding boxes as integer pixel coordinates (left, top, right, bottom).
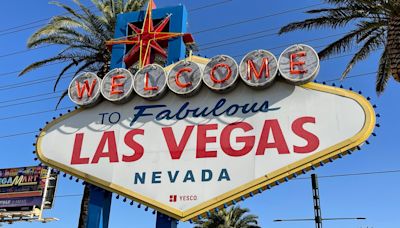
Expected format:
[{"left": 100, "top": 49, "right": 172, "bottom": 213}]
[
  {"left": 133, "top": 64, "right": 167, "bottom": 99},
  {"left": 278, "top": 44, "right": 320, "bottom": 85},
  {"left": 239, "top": 49, "right": 278, "bottom": 88},
  {"left": 101, "top": 68, "right": 134, "bottom": 103},
  {"left": 68, "top": 72, "right": 102, "bottom": 107},
  {"left": 203, "top": 55, "right": 239, "bottom": 92}
]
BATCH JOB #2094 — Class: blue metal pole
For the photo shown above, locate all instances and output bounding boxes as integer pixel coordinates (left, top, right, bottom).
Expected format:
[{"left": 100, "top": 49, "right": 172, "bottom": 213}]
[
  {"left": 86, "top": 185, "right": 112, "bottom": 228},
  {"left": 156, "top": 213, "right": 178, "bottom": 228}
]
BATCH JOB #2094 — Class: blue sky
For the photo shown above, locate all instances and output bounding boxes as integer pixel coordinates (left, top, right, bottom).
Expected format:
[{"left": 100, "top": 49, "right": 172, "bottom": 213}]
[{"left": 0, "top": 0, "right": 399, "bottom": 227}]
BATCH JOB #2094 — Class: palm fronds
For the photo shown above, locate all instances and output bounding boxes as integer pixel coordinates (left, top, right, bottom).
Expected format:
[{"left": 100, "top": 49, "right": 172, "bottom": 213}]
[
  {"left": 20, "top": 0, "right": 147, "bottom": 91},
  {"left": 194, "top": 206, "right": 260, "bottom": 228},
  {"left": 376, "top": 47, "right": 390, "bottom": 94},
  {"left": 279, "top": 0, "right": 400, "bottom": 94}
]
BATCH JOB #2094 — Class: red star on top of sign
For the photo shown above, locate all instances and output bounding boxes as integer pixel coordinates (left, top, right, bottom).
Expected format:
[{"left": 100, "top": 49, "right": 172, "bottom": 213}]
[{"left": 106, "top": 0, "right": 195, "bottom": 68}]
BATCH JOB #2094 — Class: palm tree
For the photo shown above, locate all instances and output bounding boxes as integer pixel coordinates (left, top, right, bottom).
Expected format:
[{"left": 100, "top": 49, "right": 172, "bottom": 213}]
[
  {"left": 279, "top": 0, "right": 400, "bottom": 94},
  {"left": 194, "top": 206, "right": 260, "bottom": 228},
  {"left": 19, "top": 0, "right": 148, "bottom": 105},
  {"left": 19, "top": 0, "right": 151, "bottom": 227}
]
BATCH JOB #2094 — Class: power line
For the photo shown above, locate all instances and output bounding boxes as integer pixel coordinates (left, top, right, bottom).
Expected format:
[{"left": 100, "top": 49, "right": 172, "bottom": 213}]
[
  {"left": 0, "top": 26, "right": 340, "bottom": 61},
  {"left": 0, "top": 73, "right": 71, "bottom": 90},
  {"left": 0, "top": 1, "right": 319, "bottom": 60},
  {"left": 324, "top": 71, "right": 376, "bottom": 83},
  {"left": 197, "top": 26, "right": 349, "bottom": 52},
  {"left": 0, "top": 61, "right": 67, "bottom": 77},
  {"left": 198, "top": 28, "right": 280, "bottom": 48},
  {"left": 0, "top": 90, "right": 63, "bottom": 105},
  {"left": 0, "top": 5, "right": 98, "bottom": 36},
  {"left": 0, "top": 30, "right": 355, "bottom": 81},
  {"left": 0, "top": 24, "right": 50, "bottom": 37},
  {"left": 227, "top": 38, "right": 348, "bottom": 59},
  {"left": 0, "top": 68, "right": 377, "bottom": 123},
  {"left": 0, "top": 131, "right": 38, "bottom": 139},
  {"left": 0, "top": 26, "right": 278, "bottom": 60},
  {"left": 0, "top": 106, "right": 74, "bottom": 122},
  {"left": 0, "top": 45, "right": 52, "bottom": 59},
  {"left": 0, "top": 17, "right": 380, "bottom": 100},
  {"left": 55, "top": 194, "right": 83, "bottom": 198},
  {"left": 0, "top": 19, "right": 51, "bottom": 33},
  {"left": 0, "top": 0, "right": 234, "bottom": 59},
  {"left": 188, "top": 0, "right": 233, "bottom": 12},
  {"left": 0, "top": 93, "right": 64, "bottom": 109},
  {"left": 0, "top": 41, "right": 367, "bottom": 93},
  {"left": 0, "top": 96, "right": 59, "bottom": 109},
  {"left": 0, "top": 3, "right": 332, "bottom": 88},
  {"left": 0, "top": 7, "right": 365, "bottom": 79},
  {"left": 97, "top": 3, "right": 325, "bottom": 43},
  {"left": 192, "top": 3, "right": 324, "bottom": 35},
  {"left": 0, "top": 68, "right": 377, "bottom": 122},
  {"left": 0, "top": 51, "right": 376, "bottom": 102},
  {"left": 295, "top": 169, "right": 400, "bottom": 180},
  {"left": 0, "top": 49, "right": 374, "bottom": 98},
  {"left": 0, "top": 76, "right": 69, "bottom": 92},
  {"left": 0, "top": 0, "right": 233, "bottom": 38},
  {"left": 200, "top": 31, "right": 347, "bottom": 51},
  {"left": 38, "top": 168, "right": 400, "bottom": 200}
]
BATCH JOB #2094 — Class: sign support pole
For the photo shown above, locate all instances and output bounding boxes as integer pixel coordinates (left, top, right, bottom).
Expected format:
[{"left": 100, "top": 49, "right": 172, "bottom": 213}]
[
  {"left": 156, "top": 212, "right": 178, "bottom": 228},
  {"left": 86, "top": 186, "right": 112, "bottom": 228}
]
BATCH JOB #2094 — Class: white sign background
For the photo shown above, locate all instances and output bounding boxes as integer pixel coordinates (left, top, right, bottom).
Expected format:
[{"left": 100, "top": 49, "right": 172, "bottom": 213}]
[{"left": 37, "top": 78, "right": 374, "bottom": 220}]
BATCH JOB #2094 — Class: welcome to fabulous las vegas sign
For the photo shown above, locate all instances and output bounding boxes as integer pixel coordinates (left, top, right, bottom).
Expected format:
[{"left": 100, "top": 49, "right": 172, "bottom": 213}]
[{"left": 34, "top": 0, "right": 375, "bottom": 221}]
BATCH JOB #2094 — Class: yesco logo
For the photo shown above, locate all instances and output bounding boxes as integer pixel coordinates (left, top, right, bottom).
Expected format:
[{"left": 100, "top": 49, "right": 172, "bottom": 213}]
[{"left": 68, "top": 44, "right": 319, "bottom": 106}]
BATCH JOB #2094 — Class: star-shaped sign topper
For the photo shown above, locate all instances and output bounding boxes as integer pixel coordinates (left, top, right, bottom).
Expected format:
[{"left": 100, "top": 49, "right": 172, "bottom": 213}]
[{"left": 106, "top": 0, "right": 194, "bottom": 69}]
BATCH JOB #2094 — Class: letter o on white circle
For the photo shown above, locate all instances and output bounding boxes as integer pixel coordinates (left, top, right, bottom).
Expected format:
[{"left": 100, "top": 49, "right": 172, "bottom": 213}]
[{"left": 203, "top": 55, "right": 239, "bottom": 92}]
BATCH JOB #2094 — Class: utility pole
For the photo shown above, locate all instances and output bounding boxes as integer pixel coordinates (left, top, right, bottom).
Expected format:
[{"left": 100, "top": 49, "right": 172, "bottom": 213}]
[
  {"left": 274, "top": 173, "right": 366, "bottom": 226},
  {"left": 311, "top": 174, "right": 322, "bottom": 228}
]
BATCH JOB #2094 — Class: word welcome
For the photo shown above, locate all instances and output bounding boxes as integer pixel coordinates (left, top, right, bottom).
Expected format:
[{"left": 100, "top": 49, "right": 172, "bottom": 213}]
[{"left": 68, "top": 44, "right": 319, "bottom": 106}]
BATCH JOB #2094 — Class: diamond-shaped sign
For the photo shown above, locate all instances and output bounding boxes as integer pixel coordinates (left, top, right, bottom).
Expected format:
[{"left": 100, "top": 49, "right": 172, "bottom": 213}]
[{"left": 36, "top": 56, "right": 375, "bottom": 221}]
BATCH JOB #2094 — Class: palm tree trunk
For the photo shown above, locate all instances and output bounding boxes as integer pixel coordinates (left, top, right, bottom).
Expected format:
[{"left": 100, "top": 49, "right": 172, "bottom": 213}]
[
  {"left": 387, "top": 16, "right": 400, "bottom": 82},
  {"left": 78, "top": 184, "right": 91, "bottom": 228}
]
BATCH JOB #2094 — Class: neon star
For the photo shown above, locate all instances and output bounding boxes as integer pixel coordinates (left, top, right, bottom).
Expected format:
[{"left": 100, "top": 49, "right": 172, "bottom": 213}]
[{"left": 106, "top": 0, "right": 194, "bottom": 69}]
